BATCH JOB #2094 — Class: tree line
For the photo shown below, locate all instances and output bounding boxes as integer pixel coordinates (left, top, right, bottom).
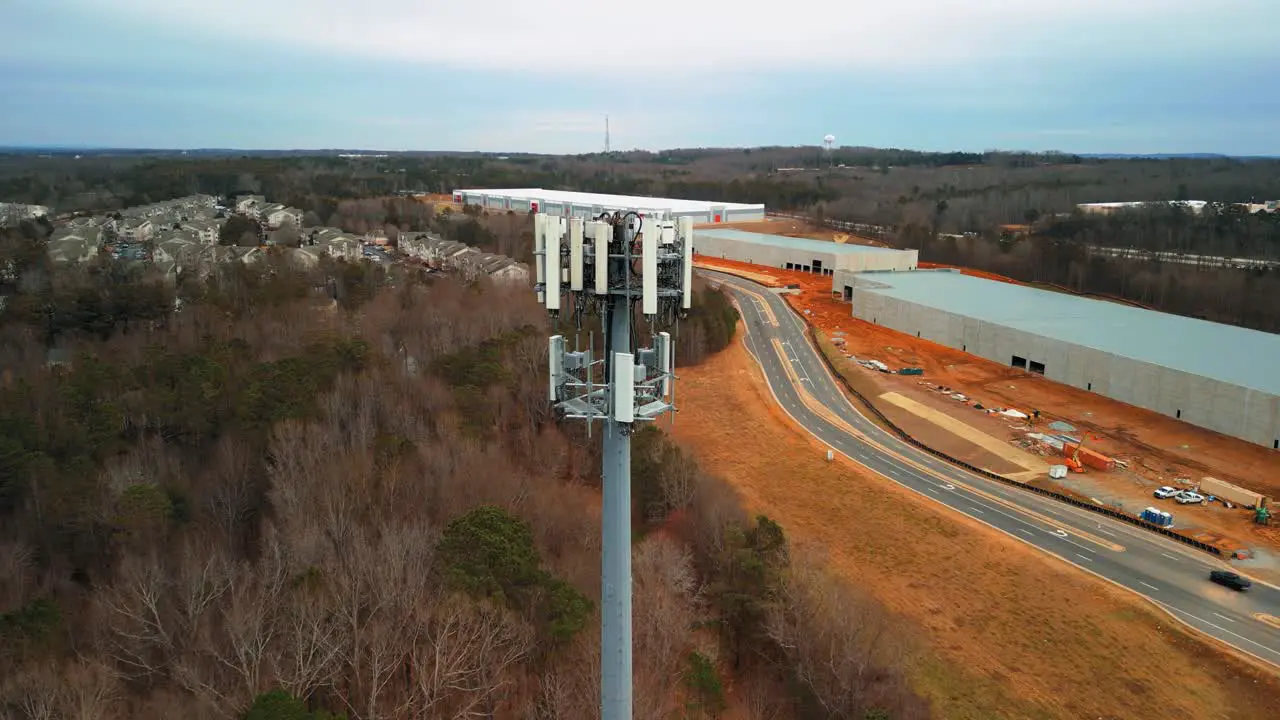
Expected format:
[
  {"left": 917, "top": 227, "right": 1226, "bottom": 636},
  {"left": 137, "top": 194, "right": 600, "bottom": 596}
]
[{"left": 7, "top": 147, "right": 1278, "bottom": 330}]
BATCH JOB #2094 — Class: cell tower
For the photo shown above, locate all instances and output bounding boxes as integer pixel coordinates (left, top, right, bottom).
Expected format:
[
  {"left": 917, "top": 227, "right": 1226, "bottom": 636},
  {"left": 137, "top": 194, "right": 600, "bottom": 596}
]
[{"left": 535, "top": 210, "right": 694, "bottom": 720}]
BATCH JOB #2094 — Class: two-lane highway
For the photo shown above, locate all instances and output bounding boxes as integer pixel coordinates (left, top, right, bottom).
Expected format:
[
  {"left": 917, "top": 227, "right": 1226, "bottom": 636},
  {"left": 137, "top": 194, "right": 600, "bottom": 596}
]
[{"left": 701, "top": 269, "right": 1280, "bottom": 669}]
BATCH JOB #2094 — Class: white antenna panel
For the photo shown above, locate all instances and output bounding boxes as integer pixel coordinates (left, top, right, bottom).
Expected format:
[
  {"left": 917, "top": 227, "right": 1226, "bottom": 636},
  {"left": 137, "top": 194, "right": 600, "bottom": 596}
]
[
  {"left": 534, "top": 213, "right": 546, "bottom": 286},
  {"left": 613, "top": 353, "right": 634, "bottom": 423},
  {"left": 679, "top": 216, "right": 694, "bottom": 309},
  {"left": 641, "top": 218, "right": 658, "bottom": 316},
  {"left": 656, "top": 331, "right": 671, "bottom": 398},
  {"left": 590, "top": 221, "right": 609, "bottom": 294},
  {"left": 548, "top": 335, "right": 565, "bottom": 401},
  {"left": 545, "top": 215, "right": 561, "bottom": 311},
  {"left": 569, "top": 218, "right": 584, "bottom": 291}
]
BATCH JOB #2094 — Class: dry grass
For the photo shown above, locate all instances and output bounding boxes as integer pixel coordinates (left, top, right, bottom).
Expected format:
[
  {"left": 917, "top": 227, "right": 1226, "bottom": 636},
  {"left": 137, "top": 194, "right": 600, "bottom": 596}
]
[{"left": 670, "top": 331, "right": 1280, "bottom": 720}]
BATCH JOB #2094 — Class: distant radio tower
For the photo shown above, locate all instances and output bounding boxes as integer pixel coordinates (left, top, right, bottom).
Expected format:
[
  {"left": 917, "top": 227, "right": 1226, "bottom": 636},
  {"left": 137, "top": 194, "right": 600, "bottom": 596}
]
[{"left": 605, "top": 115, "right": 611, "bottom": 155}]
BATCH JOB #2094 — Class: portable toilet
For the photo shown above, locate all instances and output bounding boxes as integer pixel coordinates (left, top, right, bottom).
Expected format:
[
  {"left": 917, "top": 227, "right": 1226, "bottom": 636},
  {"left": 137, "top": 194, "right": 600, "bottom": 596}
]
[{"left": 1140, "top": 506, "right": 1174, "bottom": 528}]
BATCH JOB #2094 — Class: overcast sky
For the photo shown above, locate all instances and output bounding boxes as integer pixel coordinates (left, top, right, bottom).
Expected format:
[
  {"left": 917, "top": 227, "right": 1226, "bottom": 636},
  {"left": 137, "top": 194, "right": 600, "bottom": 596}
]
[{"left": 3, "top": 1, "right": 1277, "bottom": 154}]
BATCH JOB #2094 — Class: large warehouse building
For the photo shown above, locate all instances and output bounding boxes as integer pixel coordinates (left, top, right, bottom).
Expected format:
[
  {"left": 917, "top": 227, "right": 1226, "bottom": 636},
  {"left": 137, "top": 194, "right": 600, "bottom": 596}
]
[
  {"left": 850, "top": 270, "right": 1280, "bottom": 449},
  {"left": 694, "top": 228, "right": 918, "bottom": 296},
  {"left": 452, "top": 188, "right": 765, "bottom": 223}
]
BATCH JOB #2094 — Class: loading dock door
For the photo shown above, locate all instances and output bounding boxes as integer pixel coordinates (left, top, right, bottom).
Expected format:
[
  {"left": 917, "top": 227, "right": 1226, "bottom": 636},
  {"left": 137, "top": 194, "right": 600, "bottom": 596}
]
[
  {"left": 812, "top": 259, "right": 823, "bottom": 273},
  {"left": 843, "top": 285, "right": 853, "bottom": 301}
]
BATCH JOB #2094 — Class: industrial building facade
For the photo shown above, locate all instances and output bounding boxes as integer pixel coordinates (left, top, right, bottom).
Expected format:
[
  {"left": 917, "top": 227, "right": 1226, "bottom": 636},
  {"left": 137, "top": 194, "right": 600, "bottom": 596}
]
[
  {"left": 850, "top": 270, "right": 1280, "bottom": 449},
  {"left": 453, "top": 188, "right": 765, "bottom": 224},
  {"left": 693, "top": 228, "right": 918, "bottom": 295}
]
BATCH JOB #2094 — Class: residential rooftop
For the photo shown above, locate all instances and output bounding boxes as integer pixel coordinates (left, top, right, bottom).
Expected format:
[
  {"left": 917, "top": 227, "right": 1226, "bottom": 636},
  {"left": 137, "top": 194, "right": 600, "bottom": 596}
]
[
  {"left": 853, "top": 269, "right": 1280, "bottom": 395},
  {"left": 695, "top": 228, "right": 906, "bottom": 255},
  {"left": 455, "top": 188, "right": 763, "bottom": 213}
]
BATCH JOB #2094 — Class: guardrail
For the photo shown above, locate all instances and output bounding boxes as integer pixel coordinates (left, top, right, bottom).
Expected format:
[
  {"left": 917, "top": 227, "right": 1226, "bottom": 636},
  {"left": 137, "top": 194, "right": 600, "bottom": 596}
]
[{"left": 803, "top": 325, "right": 1223, "bottom": 557}]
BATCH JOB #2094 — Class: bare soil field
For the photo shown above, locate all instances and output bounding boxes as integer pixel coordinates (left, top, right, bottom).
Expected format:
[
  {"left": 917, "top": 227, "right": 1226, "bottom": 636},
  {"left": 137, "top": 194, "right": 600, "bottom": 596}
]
[
  {"left": 694, "top": 250, "right": 1280, "bottom": 571},
  {"left": 672, "top": 333, "right": 1280, "bottom": 720}
]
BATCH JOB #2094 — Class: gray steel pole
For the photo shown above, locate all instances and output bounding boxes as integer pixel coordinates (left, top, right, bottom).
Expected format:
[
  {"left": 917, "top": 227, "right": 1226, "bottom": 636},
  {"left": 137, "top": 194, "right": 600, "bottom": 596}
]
[{"left": 601, "top": 297, "right": 633, "bottom": 719}]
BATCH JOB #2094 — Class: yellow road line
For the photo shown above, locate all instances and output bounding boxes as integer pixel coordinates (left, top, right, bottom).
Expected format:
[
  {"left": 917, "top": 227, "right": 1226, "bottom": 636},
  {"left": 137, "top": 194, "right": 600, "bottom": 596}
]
[
  {"left": 723, "top": 279, "right": 779, "bottom": 327},
  {"left": 1256, "top": 614, "right": 1280, "bottom": 630}
]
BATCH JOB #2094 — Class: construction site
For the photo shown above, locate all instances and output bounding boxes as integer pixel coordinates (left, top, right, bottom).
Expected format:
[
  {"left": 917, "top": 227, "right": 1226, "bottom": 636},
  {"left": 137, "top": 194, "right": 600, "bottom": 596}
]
[
  {"left": 692, "top": 219, "right": 1280, "bottom": 575},
  {"left": 850, "top": 268, "right": 1280, "bottom": 449}
]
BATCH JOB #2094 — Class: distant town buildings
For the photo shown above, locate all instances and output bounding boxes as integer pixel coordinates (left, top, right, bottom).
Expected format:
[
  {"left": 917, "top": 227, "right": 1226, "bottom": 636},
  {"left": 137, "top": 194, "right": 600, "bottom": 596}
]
[
  {"left": 399, "top": 231, "right": 529, "bottom": 284},
  {"left": 8, "top": 192, "right": 530, "bottom": 286},
  {"left": 47, "top": 227, "right": 104, "bottom": 263},
  {"left": 1077, "top": 200, "right": 1209, "bottom": 215},
  {"left": 1075, "top": 199, "right": 1278, "bottom": 216}
]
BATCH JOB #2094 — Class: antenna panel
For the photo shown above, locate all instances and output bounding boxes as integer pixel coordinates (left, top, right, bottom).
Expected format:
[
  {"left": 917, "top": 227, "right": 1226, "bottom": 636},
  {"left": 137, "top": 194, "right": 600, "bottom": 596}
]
[
  {"left": 569, "top": 217, "right": 584, "bottom": 291},
  {"left": 679, "top": 216, "right": 694, "bottom": 309},
  {"left": 613, "top": 353, "right": 635, "bottom": 423},
  {"left": 548, "top": 335, "right": 565, "bottom": 401},
  {"left": 642, "top": 218, "right": 658, "bottom": 315},
  {"left": 546, "top": 215, "right": 561, "bottom": 310},
  {"left": 589, "top": 221, "right": 609, "bottom": 294},
  {"left": 656, "top": 331, "right": 671, "bottom": 398},
  {"left": 534, "top": 213, "right": 546, "bottom": 285}
]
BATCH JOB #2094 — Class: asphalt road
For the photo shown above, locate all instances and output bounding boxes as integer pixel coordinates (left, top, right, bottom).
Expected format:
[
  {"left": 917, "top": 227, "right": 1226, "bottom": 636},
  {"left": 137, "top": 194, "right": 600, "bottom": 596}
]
[{"left": 701, "top": 269, "right": 1280, "bottom": 669}]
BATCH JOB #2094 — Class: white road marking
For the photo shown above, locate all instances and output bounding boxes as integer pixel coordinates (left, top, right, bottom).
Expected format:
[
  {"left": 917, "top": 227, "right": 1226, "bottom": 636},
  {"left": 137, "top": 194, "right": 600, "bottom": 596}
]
[
  {"left": 926, "top": 488, "right": 939, "bottom": 495},
  {"left": 1161, "top": 604, "right": 1280, "bottom": 659},
  {"left": 1075, "top": 553, "right": 1093, "bottom": 562},
  {"left": 1018, "top": 529, "right": 1034, "bottom": 537},
  {"left": 1161, "top": 552, "right": 1179, "bottom": 561},
  {"left": 970, "top": 507, "right": 985, "bottom": 515},
  {"left": 1213, "top": 612, "right": 1236, "bottom": 623},
  {"left": 1140, "top": 581, "right": 1160, "bottom": 591}
]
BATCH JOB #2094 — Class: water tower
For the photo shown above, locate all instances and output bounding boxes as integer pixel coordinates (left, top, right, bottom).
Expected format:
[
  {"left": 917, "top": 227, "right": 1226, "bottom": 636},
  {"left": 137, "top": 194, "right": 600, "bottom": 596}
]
[{"left": 823, "top": 134, "right": 836, "bottom": 169}]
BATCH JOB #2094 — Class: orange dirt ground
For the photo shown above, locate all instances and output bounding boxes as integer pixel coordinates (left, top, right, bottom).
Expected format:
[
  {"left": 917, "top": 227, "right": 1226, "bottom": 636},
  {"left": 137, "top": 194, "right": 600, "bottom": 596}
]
[
  {"left": 671, "top": 333, "right": 1280, "bottom": 720},
  {"left": 693, "top": 229, "right": 1280, "bottom": 574}
]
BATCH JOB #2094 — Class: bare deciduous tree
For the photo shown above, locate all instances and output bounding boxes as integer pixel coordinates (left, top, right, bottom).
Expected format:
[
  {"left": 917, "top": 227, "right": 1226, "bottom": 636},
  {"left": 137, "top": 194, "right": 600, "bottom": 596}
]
[
  {"left": 61, "top": 659, "right": 121, "bottom": 720},
  {"left": 202, "top": 436, "right": 259, "bottom": 555},
  {"left": 0, "top": 663, "right": 61, "bottom": 720},
  {"left": 215, "top": 552, "right": 287, "bottom": 704},
  {"left": 632, "top": 535, "right": 700, "bottom": 720},
  {"left": 98, "top": 553, "right": 177, "bottom": 679},
  {"left": 408, "top": 595, "right": 533, "bottom": 719},
  {"left": 0, "top": 540, "right": 35, "bottom": 610},
  {"left": 766, "top": 550, "right": 927, "bottom": 720}
]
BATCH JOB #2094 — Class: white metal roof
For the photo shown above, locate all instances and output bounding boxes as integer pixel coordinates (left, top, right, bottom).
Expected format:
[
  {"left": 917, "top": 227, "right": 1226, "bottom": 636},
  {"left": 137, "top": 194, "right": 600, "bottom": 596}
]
[
  {"left": 695, "top": 228, "right": 907, "bottom": 255},
  {"left": 455, "top": 188, "right": 763, "bottom": 213},
  {"left": 855, "top": 270, "right": 1280, "bottom": 395},
  {"left": 1077, "top": 200, "right": 1208, "bottom": 211}
]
